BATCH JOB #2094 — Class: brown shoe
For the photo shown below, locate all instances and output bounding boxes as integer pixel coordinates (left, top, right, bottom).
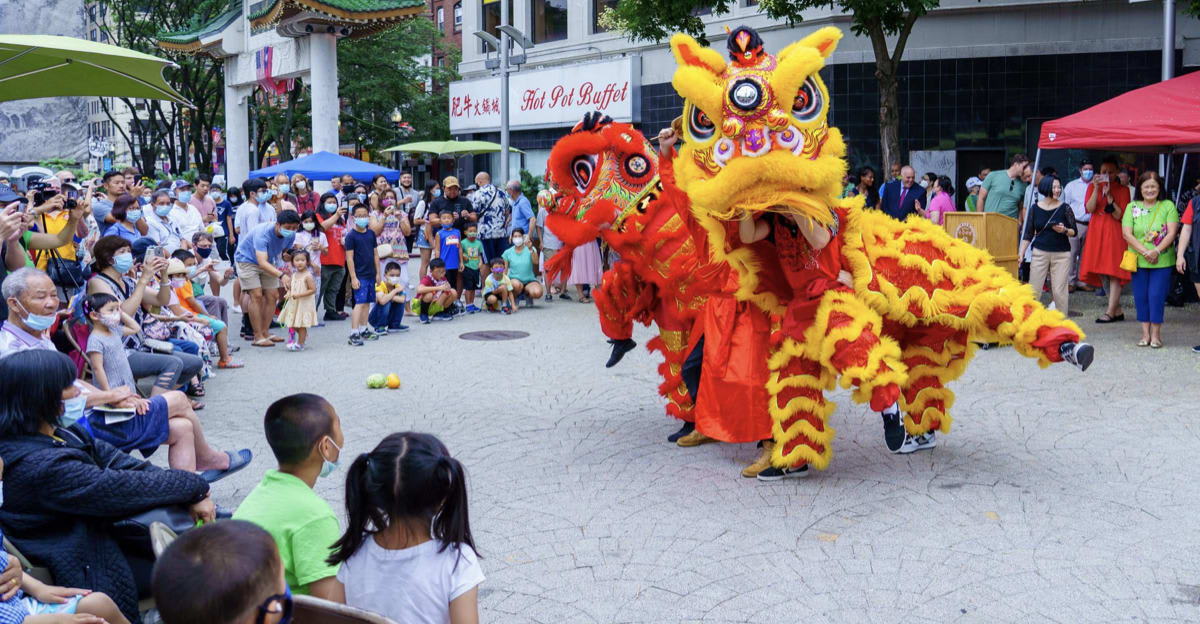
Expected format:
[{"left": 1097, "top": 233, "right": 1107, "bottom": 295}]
[
  {"left": 676, "top": 431, "right": 717, "bottom": 447},
  {"left": 741, "top": 440, "right": 775, "bottom": 478}
]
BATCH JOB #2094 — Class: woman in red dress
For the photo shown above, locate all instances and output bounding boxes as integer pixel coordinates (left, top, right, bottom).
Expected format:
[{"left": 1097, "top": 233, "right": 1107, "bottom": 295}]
[{"left": 1079, "top": 156, "right": 1131, "bottom": 322}]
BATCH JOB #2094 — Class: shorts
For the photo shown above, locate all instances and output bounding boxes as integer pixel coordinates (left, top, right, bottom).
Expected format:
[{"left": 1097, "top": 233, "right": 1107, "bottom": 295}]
[
  {"left": 88, "top": 395, "right": 170, "bottom": 457},
  {"left": 445, "top": 268, "right": 460, "bottom": 291},
  {"left": 460, "top": 267, "right": 480, "bottom": 292},
  {"left": 23, "top": 595, "right": 80, "bottom": 616},
  {"left": 352, "top": 279, "right": 375, "bottom": 305},
  {"left": 236, "top": 262, "right": 279, "bottom": 290}
]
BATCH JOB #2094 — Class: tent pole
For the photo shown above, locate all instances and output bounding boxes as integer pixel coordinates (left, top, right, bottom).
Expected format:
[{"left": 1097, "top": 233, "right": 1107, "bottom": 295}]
[
  {"left": 1176, "top": 153, "right": 1188, "bottom": 205},
  {"left": 1020, "top": 148, "right": 1042, "bottom": 268}
]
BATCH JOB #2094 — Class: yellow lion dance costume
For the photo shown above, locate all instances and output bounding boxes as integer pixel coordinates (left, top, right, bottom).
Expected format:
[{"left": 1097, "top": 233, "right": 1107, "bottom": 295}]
[{"left": 659, "top": 25, "right": 1094, "bottom": 477}]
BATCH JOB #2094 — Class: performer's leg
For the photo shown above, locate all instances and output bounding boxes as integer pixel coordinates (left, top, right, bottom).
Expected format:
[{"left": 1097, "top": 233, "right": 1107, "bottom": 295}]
[
  {"left": 889, "top": 329, "right": 974, "bottom": 453},
  {"left": 760, "top": 342, "right": 835, "bottom": 480},
  {"left": 671, "top": 336, "right": 704, "bottom": 443},
  {"left": 594, "top": 262, "right": 645, "bottom": 367},
  {"left": 646, "top": 328, "right": 694, "bottom": 424}
]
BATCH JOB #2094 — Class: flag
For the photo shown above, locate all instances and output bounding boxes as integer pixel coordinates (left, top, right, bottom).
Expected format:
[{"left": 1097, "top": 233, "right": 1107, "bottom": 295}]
[{"left": 255, "top": 47, "right": 295, "bottom": 96}]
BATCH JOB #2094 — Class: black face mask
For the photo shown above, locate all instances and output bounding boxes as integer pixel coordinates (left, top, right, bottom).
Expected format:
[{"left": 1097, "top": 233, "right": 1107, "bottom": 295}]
[{"left": 196, "top": 247, "right": 213, "bottom": 258}]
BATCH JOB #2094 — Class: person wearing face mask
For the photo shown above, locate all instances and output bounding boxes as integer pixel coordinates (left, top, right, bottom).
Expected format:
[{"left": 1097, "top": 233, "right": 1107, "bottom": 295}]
[
  {"left": 1081, "top": 155, "right": 1132, "bottom": 323},
  {"left": 177, "top": 241, "right": 234, "bottom": 329},
  {"left": 233, "top": 393, "right": 347, "bottom": 603},
  {"left": 0, "top": 349, "right": 217, "bottom": 624},
  {"left": 102, "top": 193, "right": 146, "bottom": 243},
  {"left": 396, "top": 172, "right": 421, "bottom": 251},
  {"left": 235, "top": 211, "right": 303, "bottom": 347},
  {"left": 1, "top": 267, "right": 68, "bottom": 358},
  {"left": 167, "top": 180, "right": 204, "bottom": 242},
  {"left": 344, "top": 205, "right": 382, "bottom": 345},
  {"left": 291, "top": 173, "right": 319, "bottom": 214},
  {"left": 235, "top": 179, "right": 277, "bottom": 239},
  {"left": 1062, "top": 159, "right": 1095, "bottom": 292},
  {"left": 920, "top": 172, "right": 937, "bottom": 207},
  {"left": 317, "top": 192, "right": 349, "bottom": 321},
  {"left": 414, "top": 181, "right": 441, "bottom": 282},
  {"left": 268, "top": 179, "right": 297, "bottom": 216},
  {"left": 165, "top": 258, "right": 241, "bottom": 367},
  {"left": 273, "top": 173, "right": 297, "bottom": 206},
  {"left": 293, "top": 211, "right": 329, "bottom": 319},
  {"left": 368, "top": 261, "right": 410, "bottom": 334},
  {"left": 144, "top": 190, "right": 187, "bottom": 253},
  {"left": 501, "top": 227, "right": 543, "bottom": 307},
  {"left": 210, "top": 183, "right": 235, "bottom": 260}
]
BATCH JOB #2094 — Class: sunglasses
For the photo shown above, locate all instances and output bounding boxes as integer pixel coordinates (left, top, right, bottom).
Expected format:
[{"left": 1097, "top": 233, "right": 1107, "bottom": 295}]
[{"left": 254, "top": 586, "right": 293, "bottom": 624}]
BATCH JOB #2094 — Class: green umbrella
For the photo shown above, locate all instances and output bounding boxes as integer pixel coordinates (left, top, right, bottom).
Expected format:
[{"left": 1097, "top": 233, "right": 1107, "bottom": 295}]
[
  {"left": 382, "top": 139, "right": 524, "bottom": 156},
  {"left": 0, "top": 35, "right": 189, "bottom": 105}
]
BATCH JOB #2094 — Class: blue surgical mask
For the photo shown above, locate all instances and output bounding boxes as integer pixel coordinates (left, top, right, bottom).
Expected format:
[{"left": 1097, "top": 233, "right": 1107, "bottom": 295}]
[
  {"left": 354, "top": 217, "right": 370, "bottom": 229},
  {"left": 324, "top": 202, "right": 338, "bottom": 213},
  {"left": 137, "top": 196, "right": 150, "bottom": 206},
  {"left": 441, "top": 223, "right": 451, "bottom": 230},
  {"left": 60, "top": 394, "right": 87, "bottom": 428},
  {"left": 357, "top": 193, "right": 366, "bottom": 202},
  {"left": 212, "top": 193, "right": 223, "bottom": 202},
  {"left": 279, "top": 184, "right": 291, "bottom": 195},
  {"left": 257, "top": 190, "right": 272, "bottom": 203},
  {"left": 432, "top": 189, "right": 442, "bottom": 198},
  {"left": 113, "top": 252, "right": 134, "bottom": 274},
  {"left": 279, "top": 227, "right": 296, "bottom": 240},
  {"left": 126, "top": 209, "right": 142, "bottom": 222},
  {"left": 177, "top": 190, "right": 192, "bottom": 203},
  {"left": 15, "top": 300, "right": 55, "bottom": 332},
  {"left": 1081, "top": 170, "right": 1094, "bottom": 182},
  {"left": 155, "top": 205, "right": 172, "bottom": 217},
  {"left": 319, "top": 437, "right": 342, "bottom": 479}
]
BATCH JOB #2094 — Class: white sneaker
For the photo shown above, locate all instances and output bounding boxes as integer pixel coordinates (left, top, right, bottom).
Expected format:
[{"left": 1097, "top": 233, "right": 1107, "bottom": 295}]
[
  {"left": 897, "top": 431, "right": 937, "bottom": 454},
  {"left": 232, "top": 305, "right": 242, "bottom": 314}
]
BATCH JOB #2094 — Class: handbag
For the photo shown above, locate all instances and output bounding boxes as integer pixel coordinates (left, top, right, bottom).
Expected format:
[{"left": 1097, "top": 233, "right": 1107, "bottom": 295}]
[
  {"left": 110, "top": 505, "right": 196, "bottom": 560},
  {"left": 38, "top": 215, "right": 85, "bottom": 289}
]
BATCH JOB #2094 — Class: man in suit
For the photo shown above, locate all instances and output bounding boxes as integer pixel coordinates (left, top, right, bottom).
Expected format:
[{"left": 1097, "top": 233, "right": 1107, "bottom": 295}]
[{"left": 879, "top": 165, "right": 927, "bottom": 221}]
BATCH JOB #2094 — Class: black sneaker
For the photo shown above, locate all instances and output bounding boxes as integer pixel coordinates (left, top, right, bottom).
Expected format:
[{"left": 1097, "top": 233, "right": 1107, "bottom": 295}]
[
  {"left": 433, "top": 312, "right": 454, "bottom": 322},
  {"left": 361, "top": 329, "right": 380, "bottom": 341},
  {"left": 1193, "top": 345, "right": 1200, "bottom": 354},
  {"left": 605, "top": 338, "right": 637, "bottom": 368},
  {"left": 323, "top": 311, "right": 341, "bottom": 321},
  {"left": 667, "top": 422, "right": 694, "bottom": 443},
  {"left": 559, "top": 292, "right": 572, "bottom": 300},
  {"left": 419, "top": 313, "right": 430, "bottom": 324},
  {"left": 882, "top": 402, "right": 905, "bottom": 453},
  {"left": 348, "top": 333, "right": 364, "bottom": 346},
  {"left": 1059, "top": 342, "right": 1093, "bottom": 372},
  {"left": 756, "top": 464, "right": 810, "bottom": 481},
  {"left": 389, "top": 324, "right": 411, "bottom": 333}
]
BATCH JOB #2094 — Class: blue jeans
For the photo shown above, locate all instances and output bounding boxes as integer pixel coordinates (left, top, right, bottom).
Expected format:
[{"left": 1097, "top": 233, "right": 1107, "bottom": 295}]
[
  {"left": 1130, "top": 266, "right": 1171, "bottom": 324},
  {"left": 369, "top": 300, "right": 406, "bottom": 329}
]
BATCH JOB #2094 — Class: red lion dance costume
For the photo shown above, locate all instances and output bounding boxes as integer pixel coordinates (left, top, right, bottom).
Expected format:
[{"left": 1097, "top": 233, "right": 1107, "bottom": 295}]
[{"left": 545, "top": 25, "right": 1094, "bottom": 480}]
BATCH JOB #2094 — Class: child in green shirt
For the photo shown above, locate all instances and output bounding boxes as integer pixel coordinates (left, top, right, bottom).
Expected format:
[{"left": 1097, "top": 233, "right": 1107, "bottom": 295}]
[
  {"left": 233, "top": 393, "right": 346, "bottom": 601},
  {"left": 460, "top": 223, "right": 484, "bottom": 313}
]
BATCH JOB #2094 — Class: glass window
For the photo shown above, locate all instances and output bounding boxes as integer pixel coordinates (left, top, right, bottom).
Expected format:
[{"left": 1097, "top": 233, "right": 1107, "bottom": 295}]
[
  {"left": 88, "top": 5, "right": 96, "bottom": 21},
  {"left": 437, "top": 6, "right": 444, "bottom": 31},
  {"left": 453, "top": 2, "right": 461, "bottom": 30},
  {"left": 90, "top": 30, "right": 97, "bottom": 41},
  {"left": 531, "top": 0, "right": 568, "bottom": 44},
  {"left": 744, "top": 0, "right": 758, "bottom": 5},
  {"left": 100, "top": 30, "right": 108, "bottom": 43},
  {"left": 593, "top": 0, "right": 618, "bottom": 33},
  {"left": 481, "top": 0, "right": 513, "bottom": 51},
  {"left": 99, "top": 3, "right": 106, "bottom": 16}
]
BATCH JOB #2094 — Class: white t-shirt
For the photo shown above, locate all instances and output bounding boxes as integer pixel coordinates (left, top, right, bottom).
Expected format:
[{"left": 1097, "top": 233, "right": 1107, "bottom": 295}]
[
  {"left": 338, "top": 537, "right": 484, "bottom": 624},
  {"left": 171, "top": 202, "right": 205, "bottom": 241},
  {"left": 535, "top": 207, "right": 562, "bottom": 250}
]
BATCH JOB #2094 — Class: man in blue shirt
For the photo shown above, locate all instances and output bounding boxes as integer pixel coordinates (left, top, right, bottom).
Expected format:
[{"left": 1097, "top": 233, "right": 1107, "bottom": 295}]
[
  {"left": 506, "top": 180, "right": 534, "bottom": 238},
  {"left": 235, "top": 210, "right": 301, "bottom": 347}
]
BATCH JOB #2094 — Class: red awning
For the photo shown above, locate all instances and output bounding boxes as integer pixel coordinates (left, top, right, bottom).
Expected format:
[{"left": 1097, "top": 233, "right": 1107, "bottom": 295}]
[{"left": 1038, "top": 71, "right": 1200, "bottom": 154}]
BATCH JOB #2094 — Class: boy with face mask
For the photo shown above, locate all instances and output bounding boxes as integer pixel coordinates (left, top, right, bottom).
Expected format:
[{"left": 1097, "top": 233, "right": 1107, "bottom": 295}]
[
  {"left": 234, "top": 393, "right": 346, "bottom": 603},
  {"left": 369, "top": 261, "right": 410, "bottom": 334},
  {"left": 460, "top": 223, "right": 484, "bottom": 313},
  {"left": 431, "top": 210, "right": 462, "bottom": 311}
]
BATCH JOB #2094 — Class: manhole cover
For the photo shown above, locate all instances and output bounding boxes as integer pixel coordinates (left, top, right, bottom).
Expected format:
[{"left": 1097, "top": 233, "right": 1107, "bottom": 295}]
[{"left": 459, "top": 330, "right": 530, "bottom": 341}]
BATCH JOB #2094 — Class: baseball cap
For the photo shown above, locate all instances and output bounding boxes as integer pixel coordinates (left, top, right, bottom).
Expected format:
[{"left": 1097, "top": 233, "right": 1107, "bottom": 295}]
[
  {"left": 966, "top": 176, "right": 982, "bottom": 190},
  {"left": 170, "top": 179, "right": 193, "bottom": 192},
  {"left": 0, "top": 185, "right": 21, "bottom": 203},
  {"left": 442, "top": 176, "right": 460, "bottom": 189},
  {"left": 130, "top": 237, "right": 157, "bottom": 262},
  {"left": 465, "top": 184, "right": 478, "bottom": 192}
]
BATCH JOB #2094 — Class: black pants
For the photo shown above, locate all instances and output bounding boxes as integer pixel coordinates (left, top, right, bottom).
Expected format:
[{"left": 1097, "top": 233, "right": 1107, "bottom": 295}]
[
  {"left": 334, "top": 266, "right": 349, "bottom": 311},
  {"left": 215, "top": 236, "right": 230, "bottom": 261},
  {"left": 681, "top": 335, "right": 704, "bottom": 404}
]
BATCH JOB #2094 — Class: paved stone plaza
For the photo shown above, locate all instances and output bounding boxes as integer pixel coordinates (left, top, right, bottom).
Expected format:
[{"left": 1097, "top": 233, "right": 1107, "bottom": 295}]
[{"left": 195, "top": 284, "right": 1200, "bottom": 622}]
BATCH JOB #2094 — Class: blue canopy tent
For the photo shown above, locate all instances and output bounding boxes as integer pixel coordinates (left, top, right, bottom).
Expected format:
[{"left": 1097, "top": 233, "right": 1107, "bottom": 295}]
[{"left": 249, "top": 150, "right": 400, "bottom": 183}]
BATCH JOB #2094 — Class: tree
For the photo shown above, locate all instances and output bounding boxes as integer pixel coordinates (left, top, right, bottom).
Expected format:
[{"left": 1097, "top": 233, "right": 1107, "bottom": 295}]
[
  {"left": 604, "top": 0, "right": 940, "bottom": 171},
  {"left": 94, "top": 0, "right": 226, "bottom": 175},
  {"left": 337, "top": 18, "right": 460, "bottom": 162},
  {"left": 253, "top": 82, "right": 311, "bottom": 168}
]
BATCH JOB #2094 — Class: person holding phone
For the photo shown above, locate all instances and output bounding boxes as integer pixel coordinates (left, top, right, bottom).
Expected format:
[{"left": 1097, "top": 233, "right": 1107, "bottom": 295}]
[
  {"left": 1019, "top": 174, "right": 1077, "bottom": 315},
  {"left": 1123, "top": 172, "right": 1179, "bottom": 348},
  {"left": 1079, "top": 156, "right": 1131, "bottom": 323}
]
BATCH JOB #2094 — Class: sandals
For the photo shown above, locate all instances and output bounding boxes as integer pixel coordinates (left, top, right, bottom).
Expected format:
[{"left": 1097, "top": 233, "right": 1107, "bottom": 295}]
[
  {"left": 190, "top": 400, "right": 205, "bottom": 411},
  {"left": 251, "top": 339, "right": 275, "bottom": 347},
  {"left": 268, "top": 334, "right": 285, "bottom": 343},
  {"left": 199, "top": 449, "right": 253, "bottom": 483},
  {"left": 218, "top": 358, "right": 244, "bottom": 369},
  {"left": 579, "top": 296, "right": 594, "bottom": 304},
  {"left": 1151, "top": 341, "right": 1163, "bottom": 349},
  {"left": 1095, "top": 313, "right": 1125, "bottom": 323},
  {"left": 1137, "top": 339, "right": 1150, "bottom": 347}
]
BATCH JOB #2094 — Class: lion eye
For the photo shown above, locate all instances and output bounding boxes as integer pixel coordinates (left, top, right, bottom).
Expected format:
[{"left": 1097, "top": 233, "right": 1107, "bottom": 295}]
[
  {"left": 792, "top": 77, "right": 823, "bottom": 123},
  {"left": 688, "top": 104, "right": 716, "bottom": 141},
  {"left": 571, "top": 155, "right": 597, "bottom": 193}
]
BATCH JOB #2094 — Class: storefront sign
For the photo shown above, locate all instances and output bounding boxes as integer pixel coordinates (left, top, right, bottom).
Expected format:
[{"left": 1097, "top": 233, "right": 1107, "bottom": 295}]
[{"left": 449, "top": 57, "right": 639, "bottom": 133}]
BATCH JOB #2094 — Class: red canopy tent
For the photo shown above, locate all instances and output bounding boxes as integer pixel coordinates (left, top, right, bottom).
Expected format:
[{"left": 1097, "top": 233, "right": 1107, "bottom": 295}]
[{"left": 1038, "top": 71, "right": 1200, "bottom": 154}]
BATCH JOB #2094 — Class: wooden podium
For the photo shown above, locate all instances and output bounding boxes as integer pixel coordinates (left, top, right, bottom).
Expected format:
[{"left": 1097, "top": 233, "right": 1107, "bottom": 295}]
[{"left": 943, "top": 212, "right": 1019, "bottom": 277}]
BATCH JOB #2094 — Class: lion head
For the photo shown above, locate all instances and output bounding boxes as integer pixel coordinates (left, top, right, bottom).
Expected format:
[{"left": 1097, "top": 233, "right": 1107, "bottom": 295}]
[
  {"left": 544, "top": 111, "right": 661, "bottom": 247},
  {"left": 669, "top": 26, "right": 848, "bottom": 225}
]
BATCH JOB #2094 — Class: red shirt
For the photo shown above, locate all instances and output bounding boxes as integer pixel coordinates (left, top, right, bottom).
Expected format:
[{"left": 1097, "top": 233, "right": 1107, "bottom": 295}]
[
  {"left": 322, "top": 223, "right": 346, "bottom": 266},
  {"left": 1182, "top": 198, "right": 1195, "bottom": 224},
  {"left": 295, "top": 191, "right": 320, "bottom": 215}
]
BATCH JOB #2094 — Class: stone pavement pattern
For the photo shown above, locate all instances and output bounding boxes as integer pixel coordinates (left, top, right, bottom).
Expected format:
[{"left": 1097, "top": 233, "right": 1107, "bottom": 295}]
[{"left": 191, "top": 287, "right": 1200, "bottom": 623}]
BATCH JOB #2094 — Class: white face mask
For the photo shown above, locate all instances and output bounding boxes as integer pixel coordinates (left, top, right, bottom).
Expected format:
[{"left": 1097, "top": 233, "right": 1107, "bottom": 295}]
[
  {"left": 387, "top": 276, "right": 402, "bottom": 285},
  {"left": 296, "top": 180, "right": 307, "bottom": 190},
  {"left": 303, "top": 222, "right": 316, "bottom": 231},
  {"left": 100, "top": 312, "right": 122, "bottom": 330},
  {"left": 918, "top": 180, "right": 929, "bottom": 189},
  {"left": 512, "top": 236, "right": 524, "bottom": 246}
]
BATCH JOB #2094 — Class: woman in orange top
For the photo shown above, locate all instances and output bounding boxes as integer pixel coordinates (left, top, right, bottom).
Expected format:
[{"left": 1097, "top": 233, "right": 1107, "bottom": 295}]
[{"left": 1079, "top": 156, "right": 1131, "bottom": 323}]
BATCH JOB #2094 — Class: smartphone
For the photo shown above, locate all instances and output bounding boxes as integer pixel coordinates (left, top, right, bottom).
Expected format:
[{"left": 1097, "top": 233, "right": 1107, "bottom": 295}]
[
  {"left": 1094, "top": 174, "right": 1110, "bottom": 184},
  {"left": 145, "top": 245, "right": 166, "bottom": 260}
]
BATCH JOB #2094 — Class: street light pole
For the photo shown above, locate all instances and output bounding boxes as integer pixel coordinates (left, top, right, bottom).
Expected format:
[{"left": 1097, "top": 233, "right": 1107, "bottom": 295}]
[
  {"left": 499, "top": 0, "right": 510, "bottom": 183},
  {"left": 1161, "top": 0, "right": 1175, "bottom": 175}
]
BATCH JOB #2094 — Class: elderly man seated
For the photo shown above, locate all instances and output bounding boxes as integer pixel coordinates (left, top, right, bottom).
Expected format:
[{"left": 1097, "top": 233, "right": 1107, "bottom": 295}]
[{"left": 0, "top": 267, "right": 249, "bottom": 480}]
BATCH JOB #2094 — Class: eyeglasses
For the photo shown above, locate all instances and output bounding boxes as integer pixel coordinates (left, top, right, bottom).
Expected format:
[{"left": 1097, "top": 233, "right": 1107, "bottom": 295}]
[{"left": 254, "top": 587, "right": 293, "bottom": 624}]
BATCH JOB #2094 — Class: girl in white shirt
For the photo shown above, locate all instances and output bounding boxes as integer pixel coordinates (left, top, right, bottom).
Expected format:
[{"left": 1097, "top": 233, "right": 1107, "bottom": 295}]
[{"left": 329, "top": 432, "right": 483, "bottom": 624}]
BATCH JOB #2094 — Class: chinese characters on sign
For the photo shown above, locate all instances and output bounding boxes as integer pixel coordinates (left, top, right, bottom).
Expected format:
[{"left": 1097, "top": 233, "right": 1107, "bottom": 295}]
[{"left": 449, "top": 58, "right": 639, "bottom": 133}]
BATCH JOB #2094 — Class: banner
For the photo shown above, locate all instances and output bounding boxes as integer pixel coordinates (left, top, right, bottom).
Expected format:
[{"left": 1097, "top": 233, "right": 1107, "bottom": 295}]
[
  {"left": 255, "top": 47, "right": 294, "bottom": 96},
  {"left": 449, "top": 57, "right": 639, "bottom": 133}
]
